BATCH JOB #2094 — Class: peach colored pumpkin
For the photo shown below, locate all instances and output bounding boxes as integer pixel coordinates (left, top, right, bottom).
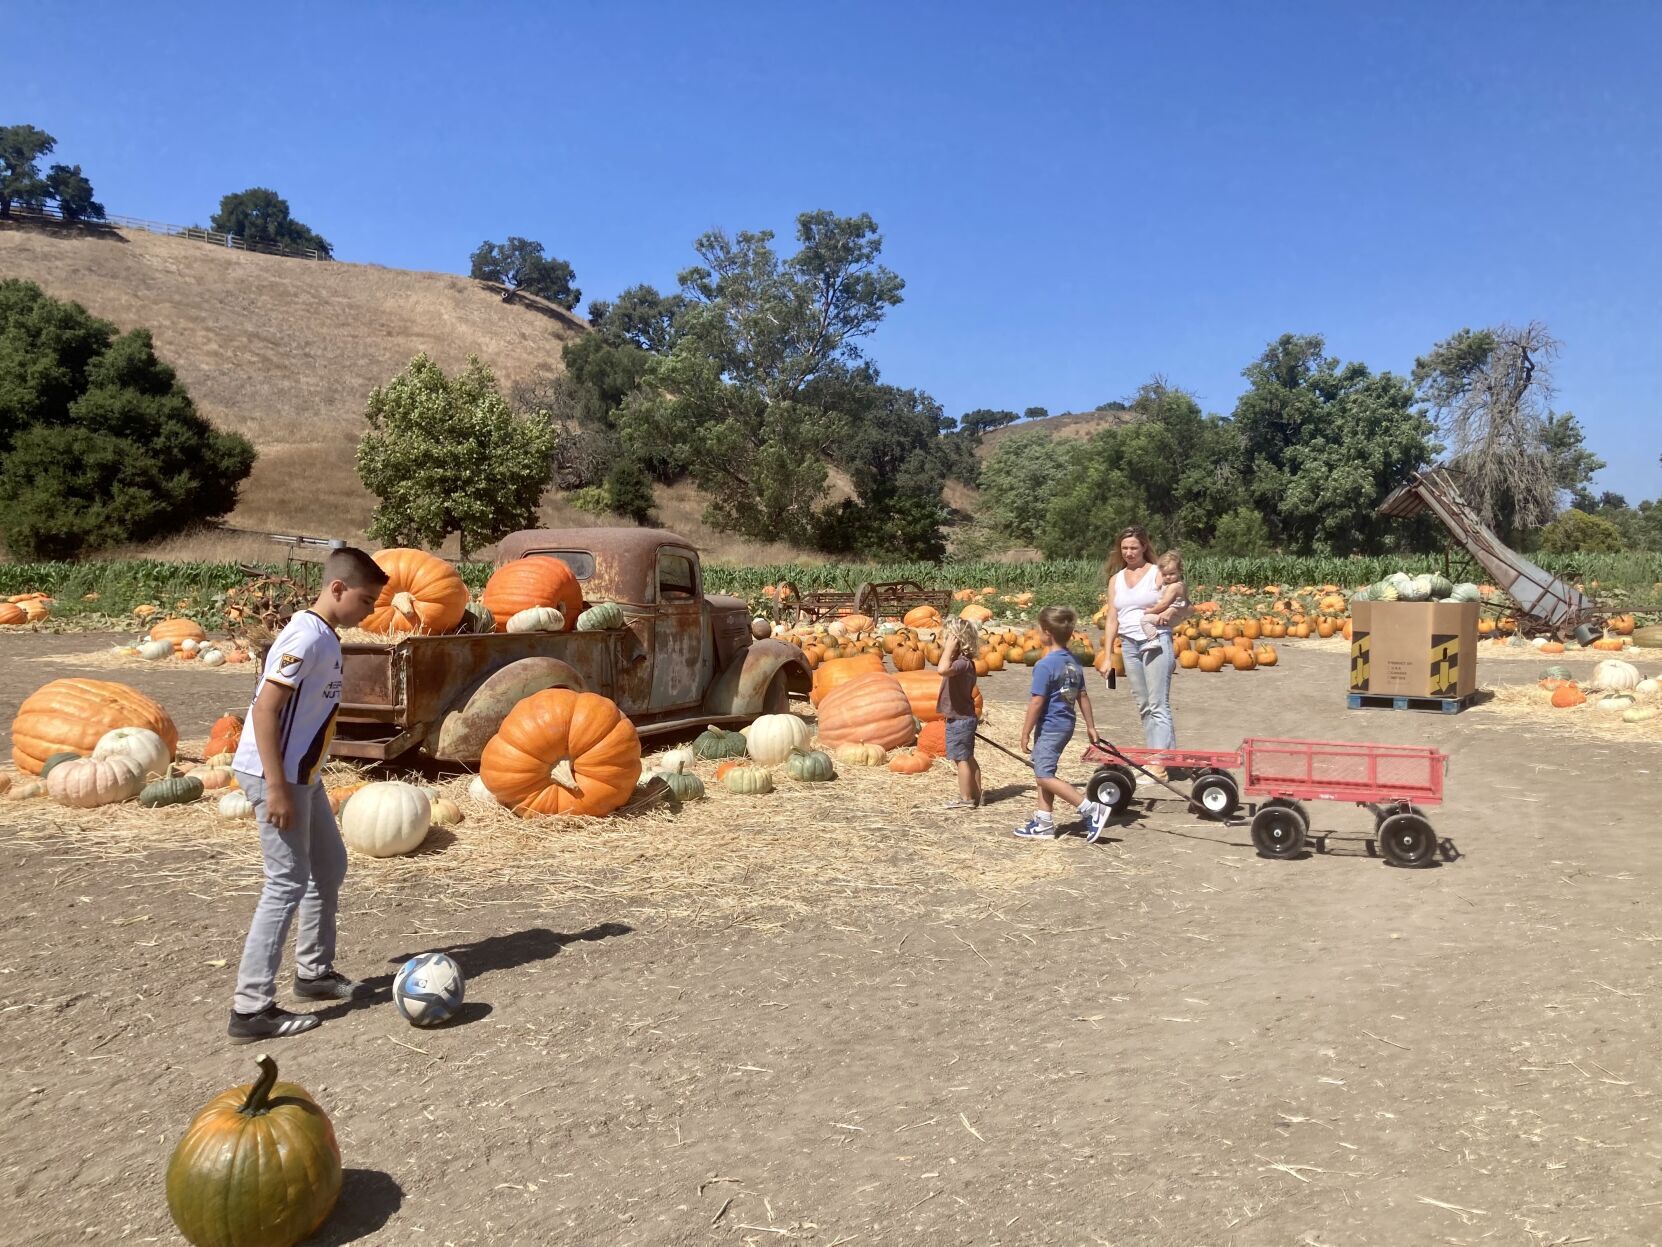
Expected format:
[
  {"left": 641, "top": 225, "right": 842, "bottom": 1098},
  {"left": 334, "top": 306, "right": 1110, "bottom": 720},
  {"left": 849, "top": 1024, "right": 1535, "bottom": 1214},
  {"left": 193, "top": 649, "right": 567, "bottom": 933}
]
[{"left": 816, "top": 673, "right": 917, "bottom": 752}]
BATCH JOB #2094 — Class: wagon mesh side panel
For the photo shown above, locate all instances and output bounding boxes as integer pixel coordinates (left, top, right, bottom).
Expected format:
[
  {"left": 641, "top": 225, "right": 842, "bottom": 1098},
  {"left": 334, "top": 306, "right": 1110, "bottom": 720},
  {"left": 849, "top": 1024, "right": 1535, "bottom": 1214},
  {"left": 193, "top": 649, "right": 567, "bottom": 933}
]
[{"left": 1243, "top": 738, "right": 1444, "bottom": 802}]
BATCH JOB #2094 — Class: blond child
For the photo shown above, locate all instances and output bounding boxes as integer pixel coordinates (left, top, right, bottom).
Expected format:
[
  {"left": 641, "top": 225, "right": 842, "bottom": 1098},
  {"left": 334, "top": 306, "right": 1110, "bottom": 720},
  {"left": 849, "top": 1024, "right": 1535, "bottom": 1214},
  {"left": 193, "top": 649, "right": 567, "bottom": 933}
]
[
  {"left": 1141, "top": 550, "right": 1191, "bottom": 638},
  {"left": 936, "top": 618, "right": 982, "bottom": 809}
]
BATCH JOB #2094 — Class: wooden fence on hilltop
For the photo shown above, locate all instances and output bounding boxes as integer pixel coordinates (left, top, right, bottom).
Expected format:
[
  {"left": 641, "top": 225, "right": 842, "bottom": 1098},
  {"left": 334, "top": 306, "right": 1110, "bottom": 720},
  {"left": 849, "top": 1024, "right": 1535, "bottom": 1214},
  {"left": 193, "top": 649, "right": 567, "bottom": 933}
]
[{"left": 4, "top": 202, "right": 332, "bottom": 261}]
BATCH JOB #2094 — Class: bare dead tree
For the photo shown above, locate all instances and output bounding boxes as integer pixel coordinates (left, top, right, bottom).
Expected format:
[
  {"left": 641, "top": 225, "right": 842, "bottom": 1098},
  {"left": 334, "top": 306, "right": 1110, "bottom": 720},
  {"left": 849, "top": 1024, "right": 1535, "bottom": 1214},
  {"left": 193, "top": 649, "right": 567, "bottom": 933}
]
[{"left": 1413, "top": 321, "right": 1562, "bottom": 537}]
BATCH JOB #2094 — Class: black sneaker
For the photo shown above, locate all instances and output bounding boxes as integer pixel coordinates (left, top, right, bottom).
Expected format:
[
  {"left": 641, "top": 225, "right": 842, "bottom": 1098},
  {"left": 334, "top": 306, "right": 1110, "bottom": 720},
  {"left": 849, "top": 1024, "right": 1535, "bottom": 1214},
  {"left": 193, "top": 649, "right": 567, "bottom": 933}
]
[
  {"left": 228, "top": 1004, "right": 320, "bottom": 1044},
  {"left": 294, "top": 970, "right": 365, "bottom": 1001}
]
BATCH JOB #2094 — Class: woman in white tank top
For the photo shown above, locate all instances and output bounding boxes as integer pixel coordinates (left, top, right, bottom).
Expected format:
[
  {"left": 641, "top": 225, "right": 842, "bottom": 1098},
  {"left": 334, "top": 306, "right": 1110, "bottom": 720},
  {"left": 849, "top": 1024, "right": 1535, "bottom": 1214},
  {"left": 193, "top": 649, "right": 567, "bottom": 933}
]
[{"left": 1101, "top": 525, "right": 1177, "bottom": 757}]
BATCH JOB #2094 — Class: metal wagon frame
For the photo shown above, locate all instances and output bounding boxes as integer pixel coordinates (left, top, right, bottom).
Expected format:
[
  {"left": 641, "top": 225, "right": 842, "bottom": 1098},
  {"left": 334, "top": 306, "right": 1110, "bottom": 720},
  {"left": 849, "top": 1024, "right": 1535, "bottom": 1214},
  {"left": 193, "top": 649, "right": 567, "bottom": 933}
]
[{"left": 1080, "top": 736, "right": 1451, "bottom": 867}]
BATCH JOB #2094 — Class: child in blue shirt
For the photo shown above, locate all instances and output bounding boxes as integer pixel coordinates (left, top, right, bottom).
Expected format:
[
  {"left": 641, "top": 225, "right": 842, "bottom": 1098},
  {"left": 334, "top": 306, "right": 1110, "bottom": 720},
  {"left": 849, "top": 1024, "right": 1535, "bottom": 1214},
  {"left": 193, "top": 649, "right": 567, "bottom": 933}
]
[{"left": 1018, "top": 605, "right": 1111, "bottom": 842}]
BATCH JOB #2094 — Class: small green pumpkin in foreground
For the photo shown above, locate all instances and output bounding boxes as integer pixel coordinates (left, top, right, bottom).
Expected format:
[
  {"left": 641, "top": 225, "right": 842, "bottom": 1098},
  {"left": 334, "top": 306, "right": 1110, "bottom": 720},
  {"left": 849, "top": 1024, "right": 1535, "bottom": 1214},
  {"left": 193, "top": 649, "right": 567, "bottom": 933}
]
[
  {"left": 140, "top": 774, "right": 205, "bottom": 808},
  {"left": 653, "top": 769, "right": 706, "bottom": 803},
  {"left": 40, "top": 751, "right": 81, "bottom": 778},
  {"left": 576, "top": 601, "right": 625, "bottom": 631},
  {"left": 166, "top": 1053, "right": 342, "bottom": 1247},
  {"left": 785, "top": 749, "right": 836, "bottom": 783},
  {"left": 693, "top": 725, "right": 748, "bottom": 761}
]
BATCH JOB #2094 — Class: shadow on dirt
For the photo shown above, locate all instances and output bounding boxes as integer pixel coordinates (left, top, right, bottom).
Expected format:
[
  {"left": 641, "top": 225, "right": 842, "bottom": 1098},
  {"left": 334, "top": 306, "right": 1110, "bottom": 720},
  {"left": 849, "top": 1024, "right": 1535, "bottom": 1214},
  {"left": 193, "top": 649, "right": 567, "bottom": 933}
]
[{"left": 305, "top": 1168, "right": 403, "bottom": 1244}]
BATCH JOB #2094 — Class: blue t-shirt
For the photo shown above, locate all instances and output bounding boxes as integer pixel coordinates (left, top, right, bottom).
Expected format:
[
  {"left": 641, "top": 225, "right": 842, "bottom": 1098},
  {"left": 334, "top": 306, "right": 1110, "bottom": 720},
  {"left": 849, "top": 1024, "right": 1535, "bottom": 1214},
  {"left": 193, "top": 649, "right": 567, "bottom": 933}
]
[{"left": 1030, "top": 649, "right": 1085, "bottom": 737}]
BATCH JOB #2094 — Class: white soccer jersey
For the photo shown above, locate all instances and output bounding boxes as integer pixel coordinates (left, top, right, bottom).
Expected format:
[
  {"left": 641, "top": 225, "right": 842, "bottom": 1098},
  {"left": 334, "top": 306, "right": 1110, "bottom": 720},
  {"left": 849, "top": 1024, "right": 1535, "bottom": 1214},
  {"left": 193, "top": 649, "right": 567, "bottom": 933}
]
[{"left": 232, "top": 610, "right": 343, "bottom": 784}]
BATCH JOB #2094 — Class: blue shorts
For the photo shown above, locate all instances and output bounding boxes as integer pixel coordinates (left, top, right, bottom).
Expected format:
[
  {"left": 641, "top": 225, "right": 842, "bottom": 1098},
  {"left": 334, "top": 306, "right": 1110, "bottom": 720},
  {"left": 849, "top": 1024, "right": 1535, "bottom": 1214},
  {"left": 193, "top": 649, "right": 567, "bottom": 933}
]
[
  {"left": 944, "top": 716, "right": 977, "bottom": 762},
  {"left": 1030, "top": 725, "right": 1074, "bottom": 780}
]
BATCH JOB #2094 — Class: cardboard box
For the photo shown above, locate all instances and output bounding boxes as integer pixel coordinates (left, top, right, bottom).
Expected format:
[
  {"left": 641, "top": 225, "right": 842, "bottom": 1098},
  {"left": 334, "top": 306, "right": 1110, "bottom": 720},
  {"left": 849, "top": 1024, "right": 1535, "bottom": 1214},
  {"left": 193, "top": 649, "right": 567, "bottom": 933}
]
[{"left": 1348, "top": 600, "right": 1478, "bottom": 700}]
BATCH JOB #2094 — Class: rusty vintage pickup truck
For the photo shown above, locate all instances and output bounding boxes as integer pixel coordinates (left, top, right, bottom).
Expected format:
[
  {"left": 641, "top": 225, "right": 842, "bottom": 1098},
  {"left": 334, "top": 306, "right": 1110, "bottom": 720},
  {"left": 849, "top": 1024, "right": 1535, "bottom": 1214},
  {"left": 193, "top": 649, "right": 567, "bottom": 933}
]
[{"left": 330, "top": 528, "right": 812, "bottom": 765}]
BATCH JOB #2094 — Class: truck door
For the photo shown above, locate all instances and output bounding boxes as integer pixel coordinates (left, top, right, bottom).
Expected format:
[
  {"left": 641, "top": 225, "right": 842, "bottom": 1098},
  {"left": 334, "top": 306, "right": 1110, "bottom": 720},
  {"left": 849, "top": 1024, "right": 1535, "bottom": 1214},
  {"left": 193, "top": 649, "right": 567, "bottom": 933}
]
[{"left": 651, "top": 548, "right": 704, "bottom": 711}]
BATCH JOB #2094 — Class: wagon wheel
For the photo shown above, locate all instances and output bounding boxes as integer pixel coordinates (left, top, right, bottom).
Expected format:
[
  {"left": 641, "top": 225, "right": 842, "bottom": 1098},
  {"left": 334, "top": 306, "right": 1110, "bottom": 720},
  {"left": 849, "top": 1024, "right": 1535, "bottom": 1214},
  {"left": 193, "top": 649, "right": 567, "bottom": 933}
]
[
  {"left": 1250, "top": 798, "right": 1308, "bottom": 859},
  {"left": 1086, "top": 765, "right": 1136, "bottom": 815},
  {"left": 852, "top": 581, "right": 879, "bottom": 618},
  {"left": 1188, "top": 770, "right": 1240, "bottom": 821},
  {"left": 772, "top": 580, "right": 803, "bottom": 627},
  {"left": 1377, "top": 808, "right": 1437, "bottom": 868}
]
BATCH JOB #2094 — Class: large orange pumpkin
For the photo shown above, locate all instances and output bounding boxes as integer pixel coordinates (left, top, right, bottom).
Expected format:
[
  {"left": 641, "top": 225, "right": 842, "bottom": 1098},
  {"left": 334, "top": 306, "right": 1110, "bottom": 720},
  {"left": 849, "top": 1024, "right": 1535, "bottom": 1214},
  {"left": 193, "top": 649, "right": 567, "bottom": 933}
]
[
  {"left": 480, "top": 688, "right": 642, "bottom": 817},
  {"left": 816, "top": 673, "right": 917, "bottom": 751},
  {"left": 481, "top": 557, "right": 582, "bottom": 633},
  {"left": 959, "top": 604, "right": 994, "bottom": 625},
  {"left": 903, "top": 605, "right": 942, "bottom": 630},
  {"left": 838, "top": 613, "right": 875, "bottom": 636},
  {"left": 895, "top": 669, "right": 984, "bottom": 723},
  {"left": 363, "top": 548, "right": 470, "bottom": 634},
  {"left": 12, "top": 678, "right": 179, "bottom": 774},
  {"left": 891, "top": 645, "right": 927, "bottom": 673},
  {"left": 149, "top": 618, "right": 207, "bottom": 651},
  {"left": 811, "top": 652, "right": 885, "bottom": 706},
  {"left": 0, "top": 603, "right": 25, "bottom": 626}
]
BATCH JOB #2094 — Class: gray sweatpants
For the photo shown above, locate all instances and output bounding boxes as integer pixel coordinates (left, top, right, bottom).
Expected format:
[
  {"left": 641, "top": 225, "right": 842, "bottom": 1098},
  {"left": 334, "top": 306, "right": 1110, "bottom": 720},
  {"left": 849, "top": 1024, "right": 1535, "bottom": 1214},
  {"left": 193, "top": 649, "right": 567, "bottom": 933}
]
[{"left": 232, "top": 772, "right": 347, "bottom": 1014}]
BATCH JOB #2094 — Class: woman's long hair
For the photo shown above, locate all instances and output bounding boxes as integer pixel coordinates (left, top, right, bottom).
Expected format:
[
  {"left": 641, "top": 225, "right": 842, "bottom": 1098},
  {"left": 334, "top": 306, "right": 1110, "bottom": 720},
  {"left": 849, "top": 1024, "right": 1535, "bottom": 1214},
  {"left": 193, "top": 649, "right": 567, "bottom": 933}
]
[{"left": 1104, "top": 525, "right": 1156, "bottom": 581}]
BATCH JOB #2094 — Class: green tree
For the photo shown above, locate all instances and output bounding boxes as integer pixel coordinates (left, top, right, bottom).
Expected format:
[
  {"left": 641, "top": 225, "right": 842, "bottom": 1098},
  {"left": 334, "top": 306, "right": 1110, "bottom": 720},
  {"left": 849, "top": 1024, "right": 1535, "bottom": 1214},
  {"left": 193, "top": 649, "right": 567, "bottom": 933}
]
[
  {"left": 1235, "top": 334, "right": 1435, "bottom": 553},
  {"left": 44, "top": 164, "right": 103, "bottom": 221},
  {"left": 817, "top": 382, "right": 955, "bottom": 559},
  {"left": 585, "top": 284, "right": 688, "bottom": 352},
  {"left": 0, "top": 280, "right": 255, "bottom": 558},
  {"left": 958, "top": 408, "right": 1019, "bottom": 436},
  {"left": 979, "top": 430, "right": 1073, "bottom": 540},
  {"left": 623, "top": 210, "right": 905, "bottom": 543},
  {"left": 470, "top": 237, "right": 580, "bottom": 309},
  {"left": 357, "top": 354, "right": 556, "bottom": 557},
  {"left": 210, "top": 188, "right": 333, "bottom": 257},
  {"left": 1022, "top": 405, "right": 1050, "bottom": 423},
  {"left": 0, "top": 124, "right": 54, "bottom": 219},
  {"left": 1536, "top": 508, "right": 1624, "bottom": 554},
  {"left": 1209, "top": 506, "right": 1271, "bottom": 556}
]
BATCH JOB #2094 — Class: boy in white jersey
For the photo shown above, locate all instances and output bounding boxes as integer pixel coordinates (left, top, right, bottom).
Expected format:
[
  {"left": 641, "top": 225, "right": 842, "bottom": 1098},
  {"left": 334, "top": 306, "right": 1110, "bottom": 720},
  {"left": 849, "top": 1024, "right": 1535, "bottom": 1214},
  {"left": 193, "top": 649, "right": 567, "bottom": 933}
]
[{"left": 228, "top": 547, "right": 386, "bottom": 1043}]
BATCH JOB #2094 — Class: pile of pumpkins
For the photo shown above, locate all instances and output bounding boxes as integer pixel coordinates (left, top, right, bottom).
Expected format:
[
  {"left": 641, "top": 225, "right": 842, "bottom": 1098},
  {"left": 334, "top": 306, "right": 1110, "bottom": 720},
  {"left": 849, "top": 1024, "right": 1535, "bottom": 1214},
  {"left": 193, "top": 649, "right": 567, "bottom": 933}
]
[
  {"left": 770, "top": 607, "right": 1100, "bottom": 675},
  {"left": 0, "top": 592, "right": 53, "bottom": 626},
  {"left": 118, "top": 617, "right": 250, "bottom": 666},
  {"left": 344, "top": 547, "right": 627, "bottom": 637},
  {"left": 1538, "top": 658, "right": 1660, "bottom": 723}
]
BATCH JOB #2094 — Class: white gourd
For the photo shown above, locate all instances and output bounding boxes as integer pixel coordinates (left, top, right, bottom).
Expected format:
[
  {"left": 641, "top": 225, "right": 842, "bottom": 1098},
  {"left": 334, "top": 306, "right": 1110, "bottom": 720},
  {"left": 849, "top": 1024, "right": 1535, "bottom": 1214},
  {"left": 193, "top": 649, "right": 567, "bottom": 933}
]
[
  {"left": 217, "top": 791, "right": 254, "bottom": 819},
  {"left": 1591, "top": 659, "right": 1640, "bottom": 693},
  {"left": 138, "top": 639, "right": 173, "bottom": 661},
  {"left": 1634, "top": 677, "right": 1661, "bottom": 701},
  {"left": 91, "top": 727, "right": 171, "bottom": 780},
  {"left": 746, "top": 713, "right": 811, "bottom": 766},
  {"left": 180, "top": 638, "right": 199, "bottom": 653},
  {"left": 199, "top": 647, "right": 227, "bottom": 667},
  {"left": 656, "top": 747, "right": 696, "bottom": 774},
  {"left": 506, "top": 606, "right": 564, "bottom": 633},
  {"left": 1597, "top": 694, "right": 1635, "bottom": 712},
  {"left": 340, "top": 781, "right": 432, "bottom": 857},
  {"left": 468, "top": 774, "right": 501, "bottom": 806}
]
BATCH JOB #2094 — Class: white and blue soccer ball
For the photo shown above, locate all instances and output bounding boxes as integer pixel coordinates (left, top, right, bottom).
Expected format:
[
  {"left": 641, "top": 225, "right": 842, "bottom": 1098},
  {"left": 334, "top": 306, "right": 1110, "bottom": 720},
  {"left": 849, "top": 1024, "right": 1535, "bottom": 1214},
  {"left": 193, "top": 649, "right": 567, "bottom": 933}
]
[{"left": 393, "top": 952, "right": 465, "bottom": 1027}]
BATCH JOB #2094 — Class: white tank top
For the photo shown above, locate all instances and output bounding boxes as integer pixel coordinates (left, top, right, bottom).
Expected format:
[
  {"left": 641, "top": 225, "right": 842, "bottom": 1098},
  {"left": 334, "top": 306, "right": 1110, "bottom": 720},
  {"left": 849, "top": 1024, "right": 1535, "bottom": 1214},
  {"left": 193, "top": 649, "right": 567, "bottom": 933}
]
[{"left": 1113, "top": 566, "right": 1163, "bottom": 638}]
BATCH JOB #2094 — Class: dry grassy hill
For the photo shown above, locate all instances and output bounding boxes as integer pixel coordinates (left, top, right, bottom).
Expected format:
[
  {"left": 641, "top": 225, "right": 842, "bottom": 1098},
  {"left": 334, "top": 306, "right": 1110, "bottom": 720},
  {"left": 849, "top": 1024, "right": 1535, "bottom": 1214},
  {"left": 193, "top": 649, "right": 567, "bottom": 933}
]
[{"left": 978, "top": 407, "right": 1134, "bottom": 454}]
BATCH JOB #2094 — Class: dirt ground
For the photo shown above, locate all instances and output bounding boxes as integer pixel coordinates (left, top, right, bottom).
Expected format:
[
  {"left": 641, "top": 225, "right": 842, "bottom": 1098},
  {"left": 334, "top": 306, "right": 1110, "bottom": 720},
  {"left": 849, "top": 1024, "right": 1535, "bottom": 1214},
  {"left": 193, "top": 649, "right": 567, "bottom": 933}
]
[{"left": 2, "top": 632, "right": 1658, "bottom": 1246}]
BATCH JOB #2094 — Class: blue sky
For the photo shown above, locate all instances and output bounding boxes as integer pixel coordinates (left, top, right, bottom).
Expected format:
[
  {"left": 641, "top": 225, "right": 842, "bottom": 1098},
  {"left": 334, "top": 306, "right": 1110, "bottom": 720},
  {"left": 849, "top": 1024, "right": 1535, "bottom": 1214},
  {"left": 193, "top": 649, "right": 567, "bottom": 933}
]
[{"left": 7, "top": 2, "right": 1660, "bottom": 502}]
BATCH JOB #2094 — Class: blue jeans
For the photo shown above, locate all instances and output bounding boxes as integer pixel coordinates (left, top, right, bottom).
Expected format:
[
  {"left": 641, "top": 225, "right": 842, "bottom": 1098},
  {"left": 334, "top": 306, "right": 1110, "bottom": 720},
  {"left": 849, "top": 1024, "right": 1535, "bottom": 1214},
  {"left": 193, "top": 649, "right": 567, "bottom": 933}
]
[
  {"left": 1030, "top": 723, "right": 1074, "bottom": 779},
  {"left": 1121, "top": 633, "right": 1176, "bottom": 749},
  {"left": 232, "top": 772, "right": 346, "bottom": 1013}
]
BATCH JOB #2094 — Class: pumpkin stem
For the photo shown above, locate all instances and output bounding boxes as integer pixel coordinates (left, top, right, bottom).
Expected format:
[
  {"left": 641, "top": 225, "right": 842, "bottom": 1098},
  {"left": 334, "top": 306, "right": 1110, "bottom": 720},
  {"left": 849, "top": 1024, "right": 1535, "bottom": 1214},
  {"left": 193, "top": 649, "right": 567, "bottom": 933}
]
[
  {"left": 548, "top": 758, "right": 578, "bottom": 790},
  {"left": 239, "top": 1053, "right": 280, "bottom": 1115},
  {"left": 391, "top": 591, "right": 419, "bottom": 625}
]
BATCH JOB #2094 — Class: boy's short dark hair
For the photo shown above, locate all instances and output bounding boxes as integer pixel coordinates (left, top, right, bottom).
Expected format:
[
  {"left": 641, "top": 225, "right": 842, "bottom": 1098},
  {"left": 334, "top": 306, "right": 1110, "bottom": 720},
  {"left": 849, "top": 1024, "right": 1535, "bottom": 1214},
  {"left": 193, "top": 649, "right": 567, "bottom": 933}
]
[
  {"left": 1038, "top": 605, "right": 1076, "bottom": 645},
  {"left": 323, "top": 546, "right": 389, "bottom": 591}
]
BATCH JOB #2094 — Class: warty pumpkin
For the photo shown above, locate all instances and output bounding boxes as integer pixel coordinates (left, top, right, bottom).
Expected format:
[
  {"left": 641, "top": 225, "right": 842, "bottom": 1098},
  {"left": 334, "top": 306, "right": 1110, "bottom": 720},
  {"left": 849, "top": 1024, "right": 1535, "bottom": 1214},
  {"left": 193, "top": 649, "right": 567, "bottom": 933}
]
[
  {"left": 816, "top": 672, "right": 917, "bottom": 751},
  {"left": 480, "top": 688, "right": 642, "bottom": 817},
  {"left": 482, "top": 557, "right": 582, "bottom": 634},
  {"left": 205, "top": 714, "right": 243, "bottom": 759},
  {"left": 166, "top": 1053, "right": 342, "bottom": 1247},
  {"left": 916, "top": 719, "right": 947, "bottom": 757},
  {"left": 1550, "top": 683, "right": 1587, "bottom": 708},
  {"left": 11, "top": 678, "right": 178, "bottom": 775}
]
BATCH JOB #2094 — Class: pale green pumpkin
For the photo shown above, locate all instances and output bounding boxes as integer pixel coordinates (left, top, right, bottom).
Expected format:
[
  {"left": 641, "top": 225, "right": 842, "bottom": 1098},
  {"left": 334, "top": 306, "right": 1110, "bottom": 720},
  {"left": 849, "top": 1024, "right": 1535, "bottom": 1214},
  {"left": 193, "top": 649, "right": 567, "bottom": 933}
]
[
  {"left": 577, "top": 602, "right": 625, "bottom": 631},
  {"left": 785, "top": 749, "right": 836, "bottom": 782}
]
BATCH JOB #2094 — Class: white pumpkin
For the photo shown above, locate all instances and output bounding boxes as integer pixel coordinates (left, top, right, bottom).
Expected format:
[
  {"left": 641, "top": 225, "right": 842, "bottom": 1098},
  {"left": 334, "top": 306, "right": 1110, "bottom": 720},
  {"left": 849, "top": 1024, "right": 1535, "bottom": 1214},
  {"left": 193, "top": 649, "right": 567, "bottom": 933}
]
[
  {"left": 1597, "top": 694, "right": 1635, "bottom": 712},
  {"left": 180, "top": 638, "right": 200, "bottom": 654},
  {"left": 137, "top": 639, "right": 173, "bottom": 661},
  {"left": 1635, "top": 677, "right": 1661, "bottom": 701},
  {"left": 218, "top": 790, "right": 254, "bottom": 818},
  {"left": 91, "top": 727, "right": 171, "bottom": 780},
  {"left": 199, "top": 647, "right": 227, "bottom": 668},
  {"left": 506, "top": 606, "right": 564, "bottom": 633},
  {"left": 340, "top": 781, "right": 432, "bottom": 857},
  {"left": 746, "top": 713, "right": 812, "bottom": 767},
  {"left": 656, "top": 747, "right": 696, "bottom": 775},
  {"left": 468, "top": 774, "right": 501, "bottom": 806},
  {"left": 47, "top": 755, "right": 146, "bottom": 807},
  {"left": 1592, "top": 659, "right": 1640, "bottom": 693}
]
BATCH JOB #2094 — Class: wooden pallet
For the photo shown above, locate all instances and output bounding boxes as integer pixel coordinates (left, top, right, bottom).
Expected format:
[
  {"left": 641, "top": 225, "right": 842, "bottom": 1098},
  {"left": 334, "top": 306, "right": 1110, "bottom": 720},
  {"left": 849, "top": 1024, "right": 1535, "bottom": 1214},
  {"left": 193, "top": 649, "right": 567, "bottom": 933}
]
[{"left": 1347, "top": 690, "right": 1479, "bottom": 714}]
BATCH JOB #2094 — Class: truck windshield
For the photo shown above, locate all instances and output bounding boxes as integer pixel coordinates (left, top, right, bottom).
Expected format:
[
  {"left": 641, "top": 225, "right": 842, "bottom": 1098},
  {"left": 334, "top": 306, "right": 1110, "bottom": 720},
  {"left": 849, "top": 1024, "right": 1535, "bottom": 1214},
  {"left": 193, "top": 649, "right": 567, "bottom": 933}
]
[{"left": 525, "top": 551, "right": 595, "bottom": 580}]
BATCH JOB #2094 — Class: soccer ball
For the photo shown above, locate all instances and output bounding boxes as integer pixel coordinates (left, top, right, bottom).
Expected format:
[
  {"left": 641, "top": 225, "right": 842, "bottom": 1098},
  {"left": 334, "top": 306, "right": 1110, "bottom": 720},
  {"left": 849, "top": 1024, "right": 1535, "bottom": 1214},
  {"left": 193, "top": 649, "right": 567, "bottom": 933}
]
[{"left": 393, "top": 952, "right": 465, "bottom": 1027}]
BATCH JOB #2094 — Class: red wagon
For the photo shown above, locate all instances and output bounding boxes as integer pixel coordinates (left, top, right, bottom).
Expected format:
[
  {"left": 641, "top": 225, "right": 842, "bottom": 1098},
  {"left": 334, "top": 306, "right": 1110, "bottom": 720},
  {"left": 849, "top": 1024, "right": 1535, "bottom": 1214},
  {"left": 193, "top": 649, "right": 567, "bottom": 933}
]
[{"left": 1080, "top": 736, "right": 1450, "bottom": 867}]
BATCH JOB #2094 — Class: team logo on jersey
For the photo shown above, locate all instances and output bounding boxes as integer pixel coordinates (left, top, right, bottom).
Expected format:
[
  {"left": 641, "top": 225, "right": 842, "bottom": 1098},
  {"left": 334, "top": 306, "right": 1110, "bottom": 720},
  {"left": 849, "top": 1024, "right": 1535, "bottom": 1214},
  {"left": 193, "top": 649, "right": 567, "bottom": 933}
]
[{"left": 278, "top": 652, "right": 305, "bottom": 679}]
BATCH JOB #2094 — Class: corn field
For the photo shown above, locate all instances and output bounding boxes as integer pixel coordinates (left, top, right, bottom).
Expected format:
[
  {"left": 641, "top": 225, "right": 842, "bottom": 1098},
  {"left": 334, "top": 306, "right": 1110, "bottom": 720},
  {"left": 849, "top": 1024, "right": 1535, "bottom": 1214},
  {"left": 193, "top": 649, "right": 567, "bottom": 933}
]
[{"left": 0, "top": 552, "right": 1658, "bottom": 618}]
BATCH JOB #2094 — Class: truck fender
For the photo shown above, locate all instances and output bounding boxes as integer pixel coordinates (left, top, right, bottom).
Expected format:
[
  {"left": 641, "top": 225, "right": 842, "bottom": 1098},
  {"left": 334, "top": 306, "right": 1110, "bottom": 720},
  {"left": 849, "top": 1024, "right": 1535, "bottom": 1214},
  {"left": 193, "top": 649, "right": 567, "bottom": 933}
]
[
  {"left": 434, "top": 657, "right": 587, "bottom": 765},
  {"left": 700, "top": 640, "right": 812, "bottom": 718}
]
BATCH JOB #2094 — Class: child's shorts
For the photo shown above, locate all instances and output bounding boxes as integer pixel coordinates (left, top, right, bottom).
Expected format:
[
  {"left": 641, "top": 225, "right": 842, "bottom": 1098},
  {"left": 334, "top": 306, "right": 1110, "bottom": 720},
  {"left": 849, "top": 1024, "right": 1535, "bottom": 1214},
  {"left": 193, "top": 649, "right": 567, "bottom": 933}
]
[
  {"left": 944, "top": 716, "right": 977, "bottom": 762},
  {"left": 1030, "top": 725, "right": 1074, "bottom": 779}
]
